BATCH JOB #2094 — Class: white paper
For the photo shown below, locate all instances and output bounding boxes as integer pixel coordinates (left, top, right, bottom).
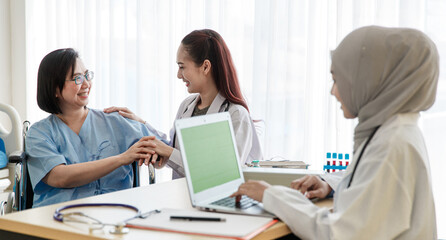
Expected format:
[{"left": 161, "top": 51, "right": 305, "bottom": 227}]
[{"left": 126, "top": 208, "right": 274, "bottom": 238}]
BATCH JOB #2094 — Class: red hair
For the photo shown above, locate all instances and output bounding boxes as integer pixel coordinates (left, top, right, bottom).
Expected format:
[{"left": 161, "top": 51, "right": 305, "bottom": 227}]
[{"left": 181, "top": 29, "right": 249, "bottom": 112}]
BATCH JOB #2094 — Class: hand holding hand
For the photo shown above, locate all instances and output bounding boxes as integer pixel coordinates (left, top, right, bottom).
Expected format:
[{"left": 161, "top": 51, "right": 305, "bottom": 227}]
[
  {"left": 230, "top": 180, "right": 271, "bottom": 202},
  {"left": 290, "top": 175, "right": 332, "bottom": 199},
  {"left": 152, "top": 156, "right": 169, "bottom": 169},
  {"left": 103, "top": 106, "right": 145, "bottom": 124},
  {"left": 136, "top": 138, "right": 172, "bottom": 168},
  {"left": 120, "top": 136, "right": 157, "bottom": 166}
]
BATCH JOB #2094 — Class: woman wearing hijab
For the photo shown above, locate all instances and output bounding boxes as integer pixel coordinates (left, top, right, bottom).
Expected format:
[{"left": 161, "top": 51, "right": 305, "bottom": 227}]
[{"left": 231, "top": 26, "right": 438, "bottom": 239}]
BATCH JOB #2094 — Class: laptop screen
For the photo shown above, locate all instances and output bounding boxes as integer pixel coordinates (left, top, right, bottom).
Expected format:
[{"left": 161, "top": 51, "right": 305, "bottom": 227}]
[{"left": 180, "top": 120, "right": 241, "bottom": 193}]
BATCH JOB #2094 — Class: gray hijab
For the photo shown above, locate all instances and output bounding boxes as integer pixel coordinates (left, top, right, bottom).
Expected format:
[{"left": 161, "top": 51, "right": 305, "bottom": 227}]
[{"left": 331, "top": 26, "right": 439, "bottom": 152}]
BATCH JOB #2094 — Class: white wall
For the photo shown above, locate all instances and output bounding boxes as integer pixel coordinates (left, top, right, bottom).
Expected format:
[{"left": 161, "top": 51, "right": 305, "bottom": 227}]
[
  {"left": 10, "top": 0, "right": 27, "bottom": 121},
  {"left": 0, "top": 0, "right": 27, "bottom": 131},
  {"left": 0, "top": 0, "right": 12, "bottom": 130},
  {"left": 0, "top": 0, "right": 11, "bottom": 105}
]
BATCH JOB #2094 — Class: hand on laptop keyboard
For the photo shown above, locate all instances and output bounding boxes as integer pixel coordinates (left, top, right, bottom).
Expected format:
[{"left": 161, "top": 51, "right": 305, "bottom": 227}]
[{"left": 211, "top": 196, "right": 258, "bottom": 209}]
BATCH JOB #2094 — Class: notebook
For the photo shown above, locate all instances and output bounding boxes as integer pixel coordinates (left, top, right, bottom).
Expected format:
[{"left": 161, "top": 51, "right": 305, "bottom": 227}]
[
  {"left": 175, "top": 112, "right": 274, "bottom": 217},
  {"left": 126, "top": 208, "right": 277, "bottom": 240}
]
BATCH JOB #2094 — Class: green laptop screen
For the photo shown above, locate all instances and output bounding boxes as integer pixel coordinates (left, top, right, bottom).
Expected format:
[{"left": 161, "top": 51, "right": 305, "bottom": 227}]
[{"left": 181, "top": 120, "right": 241, "bottom": 193}]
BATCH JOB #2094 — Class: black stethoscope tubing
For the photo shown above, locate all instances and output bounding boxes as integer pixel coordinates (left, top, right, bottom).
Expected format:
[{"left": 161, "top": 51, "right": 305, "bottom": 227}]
[
  {"left": 347, "top": 126, "right": 380, "bottom": 188},
  {"left": 53, "top": 203, "right": 140, "bottom": 222}
]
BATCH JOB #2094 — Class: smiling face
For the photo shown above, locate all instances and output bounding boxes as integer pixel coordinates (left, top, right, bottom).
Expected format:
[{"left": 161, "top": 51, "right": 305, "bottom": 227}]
[
  {"left": 176, "top": 44, "right": 208, "bottom": 94},
  {"left": 331, "top": 72, "right": 355, "bottom": 119},
  {"left": 57, "top": 58, "right": 92, "bottom": 113}
]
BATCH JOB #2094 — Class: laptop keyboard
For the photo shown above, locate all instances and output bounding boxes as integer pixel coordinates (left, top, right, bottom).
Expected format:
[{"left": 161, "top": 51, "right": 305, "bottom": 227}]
[{"left": 211, "top": 195, "right": 258, "bottom": 209}]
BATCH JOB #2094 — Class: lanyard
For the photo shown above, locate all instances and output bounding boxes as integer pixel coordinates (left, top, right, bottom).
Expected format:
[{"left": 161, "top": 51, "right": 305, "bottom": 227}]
[{"left": 347, "top": 126, "right": 380, "bottom": 188}]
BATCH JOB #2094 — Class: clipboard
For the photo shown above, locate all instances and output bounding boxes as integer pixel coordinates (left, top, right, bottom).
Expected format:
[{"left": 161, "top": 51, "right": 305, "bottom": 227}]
[{"left": 126, "top": 208, "right": 278, "bottom": 240}]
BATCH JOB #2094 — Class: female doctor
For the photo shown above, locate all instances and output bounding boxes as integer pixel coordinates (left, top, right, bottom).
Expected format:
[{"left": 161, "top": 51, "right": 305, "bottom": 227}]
[
  {"left": 104, "top": 29, "right": 262, "bottom": 179},
  {"left": 231, "top": 26, "right": 438, "bottom": 239}
]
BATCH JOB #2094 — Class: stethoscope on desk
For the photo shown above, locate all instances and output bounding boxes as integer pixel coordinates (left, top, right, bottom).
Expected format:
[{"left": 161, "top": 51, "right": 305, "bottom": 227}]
[{"left": 53, "top": 203, "right": 160, "bottom": 234}]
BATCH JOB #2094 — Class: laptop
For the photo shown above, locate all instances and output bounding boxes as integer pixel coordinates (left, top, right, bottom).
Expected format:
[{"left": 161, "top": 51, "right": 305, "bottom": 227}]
[{"left": 175, "top": 112, "right": 274, "bottom": 217}]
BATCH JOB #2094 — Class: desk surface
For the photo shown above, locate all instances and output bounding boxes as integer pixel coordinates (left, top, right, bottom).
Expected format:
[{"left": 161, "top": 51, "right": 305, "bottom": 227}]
[{"left": 0, "top": 178, "right": 332, "bottom": 239}]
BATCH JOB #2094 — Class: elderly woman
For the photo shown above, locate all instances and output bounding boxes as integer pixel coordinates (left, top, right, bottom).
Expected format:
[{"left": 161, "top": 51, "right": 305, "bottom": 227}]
[
  {"left": 232, "top": 26, "right": 438, "bottom": 239},
  {"left": 26, "top": 48, "right": 159, "bottom": 208}
]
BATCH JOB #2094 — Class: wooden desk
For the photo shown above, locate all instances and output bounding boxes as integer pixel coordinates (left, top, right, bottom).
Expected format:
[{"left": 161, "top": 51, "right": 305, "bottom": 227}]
[{"left": 0, "top": 178, "right": 332, "bottom": 239}]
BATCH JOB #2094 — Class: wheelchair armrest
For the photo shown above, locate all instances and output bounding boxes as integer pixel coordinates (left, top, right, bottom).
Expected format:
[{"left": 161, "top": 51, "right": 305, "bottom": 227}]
[{"left": 8, "top": 151, "right": 25, "bottom": 163}]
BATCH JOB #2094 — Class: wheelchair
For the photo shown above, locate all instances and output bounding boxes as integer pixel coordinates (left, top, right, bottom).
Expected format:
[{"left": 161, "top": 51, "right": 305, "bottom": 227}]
[
  {"left": 0, "top": 103, "right": 25, "bottom": 214},
  {"left": 0, "top": 103, "right": 155, "bottom": 213}
]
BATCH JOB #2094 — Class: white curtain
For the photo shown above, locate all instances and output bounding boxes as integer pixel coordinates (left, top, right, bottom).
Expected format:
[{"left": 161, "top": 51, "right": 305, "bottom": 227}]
[
  {"left": 26, "top": 0, "right": 355, "bottom": 169},
  {"left": 25, "top": 0, "right": 446, "bottom": 236}
]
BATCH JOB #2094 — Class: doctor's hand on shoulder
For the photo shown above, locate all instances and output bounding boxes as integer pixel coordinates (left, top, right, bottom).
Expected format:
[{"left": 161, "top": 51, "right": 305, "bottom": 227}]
[
  {"left": 290, "top": 175, "right": 332, "bottom": 199},
  {"left": 103, "top": 106, "right": 145, "bottom": 124}
]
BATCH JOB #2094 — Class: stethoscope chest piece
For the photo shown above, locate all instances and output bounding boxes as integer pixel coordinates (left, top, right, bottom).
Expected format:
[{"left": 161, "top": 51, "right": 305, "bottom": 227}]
[{"left": 109, "top": 222, "right": 129, "bottom": 235}]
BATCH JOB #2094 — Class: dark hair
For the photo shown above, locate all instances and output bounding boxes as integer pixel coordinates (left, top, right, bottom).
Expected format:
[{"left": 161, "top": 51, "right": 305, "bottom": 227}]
[
  {"left": 181, "top": 29, "right": 249, "bottom": 112},
  {"left": 37, "top": 48, "right": 79, "bottom": 114}
]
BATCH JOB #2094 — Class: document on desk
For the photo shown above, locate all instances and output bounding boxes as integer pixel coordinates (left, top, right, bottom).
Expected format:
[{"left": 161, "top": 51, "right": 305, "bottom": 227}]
[{"left": 126, "top": 208, "right": 277, "bottom": 240}]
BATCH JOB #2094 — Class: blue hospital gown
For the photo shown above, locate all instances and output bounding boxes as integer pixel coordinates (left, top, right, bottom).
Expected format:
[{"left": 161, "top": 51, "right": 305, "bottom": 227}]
[{"left": 26, "top": 109, "right": 156, "bottom": 208}]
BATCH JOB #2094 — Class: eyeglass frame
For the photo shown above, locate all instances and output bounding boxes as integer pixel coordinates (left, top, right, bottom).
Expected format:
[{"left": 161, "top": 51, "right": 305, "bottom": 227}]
[{"left": 69, "top": 70, "right": 94, "bottom": 85}]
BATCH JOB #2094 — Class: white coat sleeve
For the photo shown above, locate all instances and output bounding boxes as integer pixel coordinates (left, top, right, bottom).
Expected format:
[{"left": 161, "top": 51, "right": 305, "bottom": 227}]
[
  {"left": 263, "top": 186, "right": 333, "bottom": 239},
  {"left": 167, "top": 148, "right": 184, "bottom": 177},
  {"left": 320, "top": 171, "right": 343, "bottom": 191},
  {"left": 230, "top": 107, "right": 254, "bottom": 165},
  {"left": 143, "top": 121, "right": 169, "bottom": 144}
]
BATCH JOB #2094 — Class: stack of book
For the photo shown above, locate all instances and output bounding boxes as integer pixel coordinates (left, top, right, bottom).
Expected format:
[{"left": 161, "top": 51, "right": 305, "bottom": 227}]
[{"left": 257, "top": 160, "right": 309, "bottom": 169}]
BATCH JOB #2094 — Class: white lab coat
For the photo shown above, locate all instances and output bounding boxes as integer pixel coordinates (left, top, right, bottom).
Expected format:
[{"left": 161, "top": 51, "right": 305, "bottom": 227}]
[
  {"left": 263, "top": 113, "right": 437, "bottom": 239},
  {"left": 146, "top": 93, "right": 262, "bottom": 179}
]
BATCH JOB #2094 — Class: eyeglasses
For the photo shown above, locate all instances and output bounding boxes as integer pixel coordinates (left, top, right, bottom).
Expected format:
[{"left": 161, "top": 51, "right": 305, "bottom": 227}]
[{"left": 70, "top": 71, "right": 94, "bottom": 85}]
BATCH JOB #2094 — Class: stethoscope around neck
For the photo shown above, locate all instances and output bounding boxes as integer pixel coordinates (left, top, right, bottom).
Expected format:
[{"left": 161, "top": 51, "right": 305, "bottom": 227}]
[
  {"left": 347, "top": 126, "right": 380, "bottom": 188},
  {"left": 172, "top": 98, "right": 230, "bottom": 148},
  {"left": 186, "top": 98, "right": 230, "bottom": 115},
  {"left": 53, "top": 203, "right": 160, "bottom": 234}
]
